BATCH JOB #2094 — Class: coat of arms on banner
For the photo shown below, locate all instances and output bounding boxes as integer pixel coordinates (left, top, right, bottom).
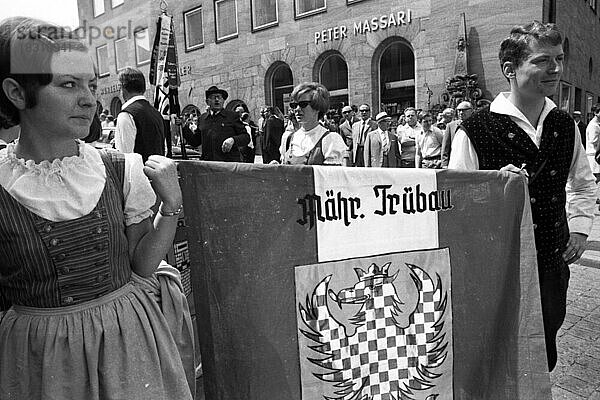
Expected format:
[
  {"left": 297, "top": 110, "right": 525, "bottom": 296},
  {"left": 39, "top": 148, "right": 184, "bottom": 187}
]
[{"left": 295, "top": 249, "right": 453, "bottom": 400}]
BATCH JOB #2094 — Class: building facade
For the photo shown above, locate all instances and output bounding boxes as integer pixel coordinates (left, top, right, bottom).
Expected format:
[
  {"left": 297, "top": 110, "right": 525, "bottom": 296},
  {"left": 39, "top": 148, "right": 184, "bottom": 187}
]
[{"left": 78, "top": 0, "right": 600, "bottom": 122}]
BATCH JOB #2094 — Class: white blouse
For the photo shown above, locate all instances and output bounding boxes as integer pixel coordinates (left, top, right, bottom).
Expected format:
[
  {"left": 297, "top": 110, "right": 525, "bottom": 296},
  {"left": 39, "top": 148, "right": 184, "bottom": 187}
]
[
  {"left": 279, "top": 124, "right": 347, "bottom": 165},
  {"left": 0, "top": 140, "right": 155, "bottom": 225}
]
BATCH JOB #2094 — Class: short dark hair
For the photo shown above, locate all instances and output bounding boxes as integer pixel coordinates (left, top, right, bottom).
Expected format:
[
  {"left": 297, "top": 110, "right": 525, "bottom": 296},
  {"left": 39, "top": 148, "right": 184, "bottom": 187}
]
[
  {"left": 499, "top": 21, "right": 562, "bottom": 69},
  {"left": 0, "top": 17, "right": 89, "bottom": 127},
  {"left": 418, "top": 111, "right": 432, "bottom": 121},
  {"left": 290, "top": 82, "right": 330, "bottom": 118},
  {"left": 592, "top": 103, "right": 600, "bottom": 114},
  {"left": 119, "top": 67, "right": 146, "bottom": 94}
]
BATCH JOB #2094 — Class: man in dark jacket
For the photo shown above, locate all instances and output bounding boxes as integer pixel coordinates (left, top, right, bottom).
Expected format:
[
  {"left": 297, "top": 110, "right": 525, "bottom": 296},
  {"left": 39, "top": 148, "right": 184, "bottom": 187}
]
[
  {"left": 115, "top": 67, "right": 165, "bottom": 161},
  {"left": 262, "top": 106, "right": 284, "bottom": 164},
  {"left": 184, "top": 86, "right": 249, "bottom": 162}
]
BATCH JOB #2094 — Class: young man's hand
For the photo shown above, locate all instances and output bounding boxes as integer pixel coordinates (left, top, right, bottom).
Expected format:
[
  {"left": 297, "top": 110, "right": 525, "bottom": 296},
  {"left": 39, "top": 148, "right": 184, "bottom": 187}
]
[{"left": 563, "top": 232, "right": 587, "bottom": 264}]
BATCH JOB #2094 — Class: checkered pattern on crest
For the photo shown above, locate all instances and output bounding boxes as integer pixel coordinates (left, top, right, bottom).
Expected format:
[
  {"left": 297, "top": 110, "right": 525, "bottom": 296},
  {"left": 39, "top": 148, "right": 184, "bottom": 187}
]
[{"left": 300, "top": 265, "right": 447, "bottom": 400}]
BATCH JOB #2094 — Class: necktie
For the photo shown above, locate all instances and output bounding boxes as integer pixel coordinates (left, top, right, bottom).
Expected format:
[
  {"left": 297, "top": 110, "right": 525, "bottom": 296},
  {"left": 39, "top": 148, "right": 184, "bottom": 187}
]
[
  {"left": 360, "top": 122, "right": 367, "bottom": 144},
  {"left": 381, "top": 130, "right": 389, "bottom": 153}
]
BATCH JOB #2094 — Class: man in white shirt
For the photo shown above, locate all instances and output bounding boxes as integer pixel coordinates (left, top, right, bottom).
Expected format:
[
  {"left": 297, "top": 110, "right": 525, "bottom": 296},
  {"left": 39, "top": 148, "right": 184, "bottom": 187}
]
[
  {"left": 585, "top": 103, "right": 600, "bottom": 182},
  {"left": 396, "top": 107, "right": 422, "bottom": 168},
  {"left": 449, "top": 21, "right": 596, "bottom": 372},
  {"left": 415, "top": 111, "right": 444, "bottom": 168},
  {"left": 114, "top": 68, "right": 165, "bottom": 161}
]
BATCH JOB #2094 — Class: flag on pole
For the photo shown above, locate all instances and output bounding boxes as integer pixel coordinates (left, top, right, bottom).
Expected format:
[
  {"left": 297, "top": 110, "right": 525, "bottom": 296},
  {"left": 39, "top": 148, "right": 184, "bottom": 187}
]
[
  {"left": 179, "top": 163, "right": 552, "bottom": 400},
  {"left": 150, "top": 12, "right": 181, "bottom": 156}
]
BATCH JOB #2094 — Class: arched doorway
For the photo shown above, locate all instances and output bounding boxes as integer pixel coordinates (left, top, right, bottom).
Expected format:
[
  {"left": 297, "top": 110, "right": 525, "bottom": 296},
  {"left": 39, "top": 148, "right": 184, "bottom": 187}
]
[
  {"left": 110, "top": 97, "right": 122, "bottom": 117},
  {"left": 265, "top": 62, "right": 293, "bottom": 113},
  {"left": 314, "top": 51, "right": 349, "bottom": 112},
  {"left": 375, "top": 38, "right": 415, "bottom": 115}
]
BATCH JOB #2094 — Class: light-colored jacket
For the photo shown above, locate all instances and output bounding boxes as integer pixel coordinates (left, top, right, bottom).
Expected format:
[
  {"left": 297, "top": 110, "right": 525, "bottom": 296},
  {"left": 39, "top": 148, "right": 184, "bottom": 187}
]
[{"left": 351, "top": 119, "right": 378, "bottom": 164}]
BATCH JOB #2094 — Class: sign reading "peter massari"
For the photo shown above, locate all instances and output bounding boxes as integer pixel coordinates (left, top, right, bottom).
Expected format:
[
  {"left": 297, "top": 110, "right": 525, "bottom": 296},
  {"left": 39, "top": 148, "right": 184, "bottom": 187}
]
[{"left": 314, "top": 9, "right": 412, "bottom": 45}]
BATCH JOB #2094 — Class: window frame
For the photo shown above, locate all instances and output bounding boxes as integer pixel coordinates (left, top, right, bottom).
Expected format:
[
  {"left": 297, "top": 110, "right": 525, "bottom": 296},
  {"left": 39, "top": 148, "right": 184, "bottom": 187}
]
[
  {"left": 96, "top": 44, "right": 110, "bottom": 78},
  {"left": 134, "top": 28, "right": 151, "bottom": 66},
  {"left": 184, "top": 5, "right": 205, "bottom": 51},
  {"left": 294, "top": 0, "right": 327, "bottom": 19},
  {"left": 214, "top": 0, "right": 239, "bottom": 43},
  {"left": 93, "top": 0, "right": 105, "bottom": 17},
  {"left": 251, "top": 0, "right": 279, "bottom": 32},
  {"left": 114, "top": 37, "right": 128, "bottom": 72},
  {"left": 111, "top": 0, "right": 124, "bottom": 8},
  {"left": 558, "top": 81, "right": 573, "bottom": 113},
  {"left": 346, "top": 0, "right": 366, "bottom": 4}
]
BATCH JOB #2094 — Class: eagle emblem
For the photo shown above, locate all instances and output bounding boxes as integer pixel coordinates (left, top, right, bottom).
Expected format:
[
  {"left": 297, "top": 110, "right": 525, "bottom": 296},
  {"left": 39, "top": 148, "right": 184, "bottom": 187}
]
[{"left": 299, "top": 262, "right": 448, "bottom": 400}]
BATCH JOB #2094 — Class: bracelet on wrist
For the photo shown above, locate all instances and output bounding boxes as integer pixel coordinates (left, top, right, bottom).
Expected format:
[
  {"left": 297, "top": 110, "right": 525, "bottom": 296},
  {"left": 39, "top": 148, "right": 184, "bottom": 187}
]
[{"left": 159, "top": 204, "right": 183, "bottom": 217}]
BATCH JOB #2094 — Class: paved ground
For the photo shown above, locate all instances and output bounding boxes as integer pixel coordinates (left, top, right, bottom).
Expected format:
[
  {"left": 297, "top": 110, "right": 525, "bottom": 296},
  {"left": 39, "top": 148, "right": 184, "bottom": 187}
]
[
  {"left": 195, "top": 209, "right": 600, "bottom": 400},
  {"left": 550, "top": 208, "right": 600, "bottom": 399}
]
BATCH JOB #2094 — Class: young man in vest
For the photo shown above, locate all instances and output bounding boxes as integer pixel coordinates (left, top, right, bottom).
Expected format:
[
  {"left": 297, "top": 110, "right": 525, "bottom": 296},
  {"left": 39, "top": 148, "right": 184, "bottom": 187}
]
[
  {"left": 115, "top": 67, "right": 165, "bottom": 161},
  {"left": 449, "top": 21, "right": 596, "bottom": 371}
]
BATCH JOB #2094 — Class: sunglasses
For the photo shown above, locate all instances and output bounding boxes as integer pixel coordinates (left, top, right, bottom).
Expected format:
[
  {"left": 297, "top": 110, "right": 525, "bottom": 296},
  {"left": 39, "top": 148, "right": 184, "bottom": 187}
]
[
  {"left": 290, "top": 101, "right": 312, "bottom": 109},
  {"left": 359, "top": 109, "right": 370, "bottom": 112}
]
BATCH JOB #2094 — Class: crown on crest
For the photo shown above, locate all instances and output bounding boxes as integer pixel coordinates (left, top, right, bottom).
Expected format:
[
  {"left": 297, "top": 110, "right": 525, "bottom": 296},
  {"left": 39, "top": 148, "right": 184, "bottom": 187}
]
[{"left": 355, "top": 262, "right": 392, "bottom": 281}]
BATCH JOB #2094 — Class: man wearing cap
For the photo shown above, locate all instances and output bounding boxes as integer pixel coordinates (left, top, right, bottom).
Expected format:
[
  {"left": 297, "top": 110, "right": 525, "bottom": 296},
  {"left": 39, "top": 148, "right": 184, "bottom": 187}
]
[
  {"left": 364, "top": 112, "right": 401, "bottom": 167},
  {"left": 441, "top": 101, "right": 473, "bottom": 167},
  {"left": 351, "top": 104, "right": 378, "bottom": 167},
  {"left": 338, "top": 105, "right": 357, "bottom": 165},
  {"left": 184, "top": 86, "right": 249, "bottom": 162}
]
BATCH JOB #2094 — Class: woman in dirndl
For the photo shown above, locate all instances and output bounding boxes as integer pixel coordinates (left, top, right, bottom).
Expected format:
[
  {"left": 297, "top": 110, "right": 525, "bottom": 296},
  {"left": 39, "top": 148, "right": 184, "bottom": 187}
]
[
  {"left": 277, "top": 82, "right": 347, "bottom": 166},
  {"left": 0, "top": 17, "right": 194, "bottom": 399}
]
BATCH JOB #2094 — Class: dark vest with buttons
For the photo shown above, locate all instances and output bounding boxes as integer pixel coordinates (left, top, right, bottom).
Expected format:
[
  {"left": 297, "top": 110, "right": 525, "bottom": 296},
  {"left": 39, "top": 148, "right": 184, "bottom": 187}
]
[
  {"left": 461, "top": 108, "right": 575, "bottom": 274},
  {"left": 0, "top": 149, "right": 131, "bottom": 309},
  {"left": 121, "top": 99, "right": 165, "bottom": 161}
]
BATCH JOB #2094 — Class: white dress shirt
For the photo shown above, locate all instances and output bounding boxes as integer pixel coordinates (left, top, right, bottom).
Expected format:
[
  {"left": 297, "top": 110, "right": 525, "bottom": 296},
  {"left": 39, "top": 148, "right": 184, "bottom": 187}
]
[
  {"left": 449, "top": 92, "right": 596, "bottom": 235},
  {"left": 115, "top": 95, "right": 146, "bottom": 153}
]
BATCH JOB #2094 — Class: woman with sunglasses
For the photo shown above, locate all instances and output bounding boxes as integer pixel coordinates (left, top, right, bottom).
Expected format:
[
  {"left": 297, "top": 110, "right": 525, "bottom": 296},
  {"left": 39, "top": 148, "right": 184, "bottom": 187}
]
[
  {"left": 0, "top": 18, "right": 193, "bottom": 399},
  {"left": 278, "top": 82, "right": 347, "bottom": 165}
]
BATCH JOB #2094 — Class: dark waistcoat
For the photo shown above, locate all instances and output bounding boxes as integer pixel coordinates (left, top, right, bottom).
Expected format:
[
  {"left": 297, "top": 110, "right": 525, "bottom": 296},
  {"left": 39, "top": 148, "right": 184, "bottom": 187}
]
[
  {"left": 0, "top": 150, "right": 131, "bottom": 308},
  {"left": 461, "top": 108, "right": 575, "bottom": 274},
  {"left": 121, "top": 99, "right": 165, "bottom": 161}
]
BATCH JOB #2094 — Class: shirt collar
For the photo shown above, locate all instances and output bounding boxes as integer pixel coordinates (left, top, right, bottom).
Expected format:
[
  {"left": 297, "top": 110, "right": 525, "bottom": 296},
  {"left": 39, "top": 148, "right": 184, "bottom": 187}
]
[
  {"left": 490, "top": 92, "right": 557, "bottom": 129},
  {"left": 121, "top": 95, "right": 146, "bottom": 110}
]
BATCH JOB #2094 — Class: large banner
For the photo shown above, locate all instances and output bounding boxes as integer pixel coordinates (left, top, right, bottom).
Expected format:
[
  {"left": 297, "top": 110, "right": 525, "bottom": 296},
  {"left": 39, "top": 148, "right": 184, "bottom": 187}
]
[{"left": 179, "top": 162, "right": 551, "bottom": 400}]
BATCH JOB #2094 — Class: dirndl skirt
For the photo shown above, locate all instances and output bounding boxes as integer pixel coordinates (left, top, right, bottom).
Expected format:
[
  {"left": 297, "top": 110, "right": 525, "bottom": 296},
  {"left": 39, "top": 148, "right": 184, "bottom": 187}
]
[{"left": 0, "top": 271, "right": 195, "bottom": 400}]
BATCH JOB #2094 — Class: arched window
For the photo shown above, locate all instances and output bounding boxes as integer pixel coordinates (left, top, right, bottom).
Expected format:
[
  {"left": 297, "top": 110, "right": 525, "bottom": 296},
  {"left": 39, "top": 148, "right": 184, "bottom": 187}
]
[
  {"left": 563, "top": 37, "right": 569, "bottom": 65},
  {"left": 317, "top": 52, "right": 349, "bottom": 110},
  {"left": 378, "top": 40, "right": 415, "bottom": 115},
  {"left": 265, "top": 62, "right": 293, "bottom": 113},
  {"left": 110, "top": 97, "right": 122, "bottom": 117}
]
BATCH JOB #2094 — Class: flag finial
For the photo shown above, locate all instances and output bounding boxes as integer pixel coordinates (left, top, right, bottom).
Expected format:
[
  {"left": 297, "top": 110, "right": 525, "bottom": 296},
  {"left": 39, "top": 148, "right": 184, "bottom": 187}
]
[{"left": 159, "top": 0, "right": 168, "bottom": 13}]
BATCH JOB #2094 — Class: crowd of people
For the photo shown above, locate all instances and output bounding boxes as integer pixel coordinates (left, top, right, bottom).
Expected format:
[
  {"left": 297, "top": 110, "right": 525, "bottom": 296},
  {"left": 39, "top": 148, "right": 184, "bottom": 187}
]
[{"left": 0, "top": 13, "right": 599, "bottom": 399}]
